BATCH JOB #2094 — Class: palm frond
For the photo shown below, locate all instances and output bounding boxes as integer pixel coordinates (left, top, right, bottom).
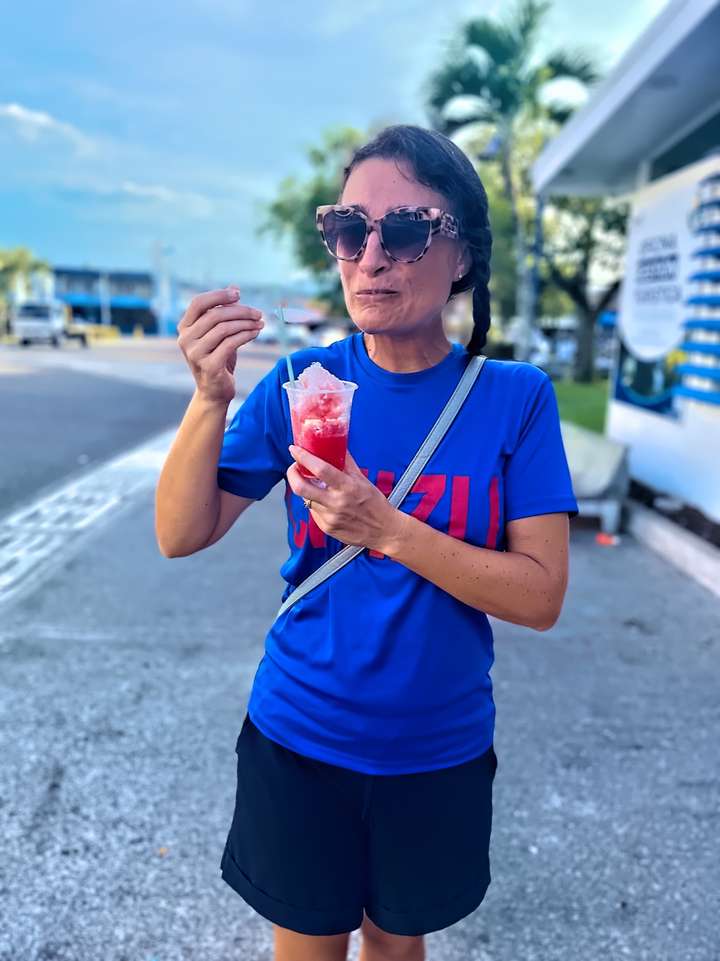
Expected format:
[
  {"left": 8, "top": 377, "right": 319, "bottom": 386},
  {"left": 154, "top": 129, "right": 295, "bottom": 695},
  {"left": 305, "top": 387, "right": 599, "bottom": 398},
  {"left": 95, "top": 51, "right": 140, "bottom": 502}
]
[
  {"left": 543, "top": 50, "right": 599, "bottom": 86},
  {"left": 511, "top": 0, "right": 552, "bottom": 54},
  {"left": 441, "top": 94, "right": 497, "bottom": 126},
  {"left": 425, "top": 56, "right": 496, "bottom": 124},
  {"left": 463, "top": 18, "right": 520, "bottom": 68},
  {"left": 428, "top": 106, "right": 496, "bottom": 140}
]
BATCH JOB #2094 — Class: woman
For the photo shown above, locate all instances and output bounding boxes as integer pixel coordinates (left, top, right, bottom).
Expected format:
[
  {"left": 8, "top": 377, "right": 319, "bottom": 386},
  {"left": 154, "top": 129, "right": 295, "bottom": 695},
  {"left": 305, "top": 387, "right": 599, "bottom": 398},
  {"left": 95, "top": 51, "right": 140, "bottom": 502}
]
[{"left": 156, "top": 124, "right": 578, "bottom": 961}]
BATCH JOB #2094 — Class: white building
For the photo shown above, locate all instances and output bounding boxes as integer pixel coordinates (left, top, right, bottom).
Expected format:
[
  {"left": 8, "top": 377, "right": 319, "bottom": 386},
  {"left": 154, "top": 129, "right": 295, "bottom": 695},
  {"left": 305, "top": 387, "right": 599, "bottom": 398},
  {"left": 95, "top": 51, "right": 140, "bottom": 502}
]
[{"left": 533, "top": 0, "right": 720, "bottom": 523}]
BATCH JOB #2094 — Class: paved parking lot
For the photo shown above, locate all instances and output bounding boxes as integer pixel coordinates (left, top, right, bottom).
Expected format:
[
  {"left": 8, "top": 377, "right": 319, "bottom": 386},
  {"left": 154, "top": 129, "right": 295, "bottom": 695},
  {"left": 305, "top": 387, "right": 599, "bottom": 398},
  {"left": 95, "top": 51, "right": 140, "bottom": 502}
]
[{"left": 0, "top": 339, "right": 717, "bottom": 960}]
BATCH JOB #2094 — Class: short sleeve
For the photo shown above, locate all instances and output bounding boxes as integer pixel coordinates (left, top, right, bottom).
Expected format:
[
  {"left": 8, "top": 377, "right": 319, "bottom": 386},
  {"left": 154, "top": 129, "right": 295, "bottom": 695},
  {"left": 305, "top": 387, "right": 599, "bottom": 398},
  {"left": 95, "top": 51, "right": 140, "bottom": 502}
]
[
  {"left": 504, "top": 372, "right": 579, "bottom": 522},
  {"left": 217, "top": 360, "right": 291, "bottom": 500}
]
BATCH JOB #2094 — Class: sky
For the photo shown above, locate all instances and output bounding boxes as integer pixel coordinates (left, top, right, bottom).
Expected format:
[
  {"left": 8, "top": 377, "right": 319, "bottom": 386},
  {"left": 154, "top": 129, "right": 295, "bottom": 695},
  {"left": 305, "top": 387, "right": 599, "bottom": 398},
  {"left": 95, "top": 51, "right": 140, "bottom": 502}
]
[{"left": 1, "top": 0, "right": 668, "bottom": 288}]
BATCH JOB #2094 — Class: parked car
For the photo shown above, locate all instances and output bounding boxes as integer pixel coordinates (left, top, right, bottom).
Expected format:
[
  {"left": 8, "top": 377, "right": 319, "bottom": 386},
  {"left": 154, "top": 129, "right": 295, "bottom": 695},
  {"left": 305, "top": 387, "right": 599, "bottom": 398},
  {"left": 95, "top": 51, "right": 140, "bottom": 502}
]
[
  {"left": 13, "top": 300, "right": 66, "bottom": 346},
  {"left": 12, "top": 300, "right": 88, "bottom": 347}
]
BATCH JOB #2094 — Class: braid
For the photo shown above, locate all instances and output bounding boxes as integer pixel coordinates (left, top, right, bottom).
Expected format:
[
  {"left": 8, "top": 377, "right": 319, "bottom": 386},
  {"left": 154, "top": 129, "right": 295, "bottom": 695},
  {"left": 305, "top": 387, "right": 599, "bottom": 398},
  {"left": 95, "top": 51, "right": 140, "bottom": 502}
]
[
  {"left": 467, "top": 282, "right": 491, "bottom": 356},
  {"left": 448, "top": 229, "right": 492, "bottom": 357}
]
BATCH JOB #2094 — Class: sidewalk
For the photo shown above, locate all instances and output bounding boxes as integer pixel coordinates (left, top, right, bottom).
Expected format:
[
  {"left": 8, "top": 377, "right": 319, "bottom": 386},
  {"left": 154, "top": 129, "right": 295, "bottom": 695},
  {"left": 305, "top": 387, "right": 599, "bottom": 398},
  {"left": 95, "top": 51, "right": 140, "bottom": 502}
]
[{"left": 0, "top": 478, "right": 717, "bottom": 959}]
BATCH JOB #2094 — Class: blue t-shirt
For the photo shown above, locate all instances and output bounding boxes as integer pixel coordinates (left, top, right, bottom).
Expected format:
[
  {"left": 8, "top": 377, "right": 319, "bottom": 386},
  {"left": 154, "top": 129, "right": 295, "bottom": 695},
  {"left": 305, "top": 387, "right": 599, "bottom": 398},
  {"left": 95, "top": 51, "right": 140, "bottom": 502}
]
[{"left": 218, "top": 333, "right": 578, "bottom": 775}]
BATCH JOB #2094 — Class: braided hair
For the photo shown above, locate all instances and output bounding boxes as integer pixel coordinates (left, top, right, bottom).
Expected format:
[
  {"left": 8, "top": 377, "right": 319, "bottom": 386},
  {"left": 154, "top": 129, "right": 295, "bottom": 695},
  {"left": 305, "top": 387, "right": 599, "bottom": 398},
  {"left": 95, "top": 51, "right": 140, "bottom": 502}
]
[{"left": 340, "top": 124, "right": 493, "bottom": 356}]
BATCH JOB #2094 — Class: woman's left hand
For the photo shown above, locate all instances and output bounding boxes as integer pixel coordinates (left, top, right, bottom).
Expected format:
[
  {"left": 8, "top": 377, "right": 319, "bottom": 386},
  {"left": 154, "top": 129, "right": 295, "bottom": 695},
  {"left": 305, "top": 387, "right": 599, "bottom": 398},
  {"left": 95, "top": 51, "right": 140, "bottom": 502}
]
[{"left": 286, "top": 445, "right": 404, "bottom": 553}]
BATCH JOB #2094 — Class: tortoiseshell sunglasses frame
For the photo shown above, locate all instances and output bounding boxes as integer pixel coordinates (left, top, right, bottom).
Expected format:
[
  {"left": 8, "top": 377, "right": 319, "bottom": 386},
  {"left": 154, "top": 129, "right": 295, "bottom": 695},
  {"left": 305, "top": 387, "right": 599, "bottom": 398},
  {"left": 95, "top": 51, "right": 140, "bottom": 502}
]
[{"left": 315, "top": 204, "right": 460, "bottom": 263}]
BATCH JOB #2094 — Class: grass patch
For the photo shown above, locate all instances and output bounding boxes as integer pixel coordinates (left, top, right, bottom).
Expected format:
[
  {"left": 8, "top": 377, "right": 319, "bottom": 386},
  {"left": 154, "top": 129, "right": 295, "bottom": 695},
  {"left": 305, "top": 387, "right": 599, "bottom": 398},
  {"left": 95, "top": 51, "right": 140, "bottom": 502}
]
[{"left": 553, "top": 378, "right": 609, "bottom": 434}]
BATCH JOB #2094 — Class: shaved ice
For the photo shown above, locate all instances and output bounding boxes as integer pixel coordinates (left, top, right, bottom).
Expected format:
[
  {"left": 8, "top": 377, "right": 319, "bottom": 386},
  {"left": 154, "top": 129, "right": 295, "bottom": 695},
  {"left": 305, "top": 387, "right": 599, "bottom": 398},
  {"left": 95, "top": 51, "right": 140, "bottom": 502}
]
[
  {"left": 297, "top": 361, "right": 345, "bottom": 391},
  {"left": 283, "top": 363, "right": 358, "bottom": 481}
]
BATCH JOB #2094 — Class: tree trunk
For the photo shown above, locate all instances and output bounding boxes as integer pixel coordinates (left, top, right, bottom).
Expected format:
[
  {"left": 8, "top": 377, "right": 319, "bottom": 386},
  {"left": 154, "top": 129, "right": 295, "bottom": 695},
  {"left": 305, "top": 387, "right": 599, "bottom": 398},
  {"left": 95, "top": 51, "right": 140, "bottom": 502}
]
[
  {"left": 574, "top": 307, "right": 596, "bottom": 383},
  {"left": 498, "top": 134, "right": 532, "bottom": 362}
]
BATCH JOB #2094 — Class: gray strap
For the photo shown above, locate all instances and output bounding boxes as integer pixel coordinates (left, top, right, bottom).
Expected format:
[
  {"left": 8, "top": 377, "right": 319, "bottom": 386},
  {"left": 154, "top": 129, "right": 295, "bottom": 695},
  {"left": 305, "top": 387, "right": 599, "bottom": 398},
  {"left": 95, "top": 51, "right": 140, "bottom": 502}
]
[{"left": 274, "top": 354, "right": 487, "bottom": 622}]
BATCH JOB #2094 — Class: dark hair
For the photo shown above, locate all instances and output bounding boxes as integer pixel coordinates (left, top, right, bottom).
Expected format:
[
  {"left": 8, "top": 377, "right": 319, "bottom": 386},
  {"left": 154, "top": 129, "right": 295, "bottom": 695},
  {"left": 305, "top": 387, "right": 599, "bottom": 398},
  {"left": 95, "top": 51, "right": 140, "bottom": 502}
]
[{"left": 340, "top": 124, "right": 492, "bottom": 356}]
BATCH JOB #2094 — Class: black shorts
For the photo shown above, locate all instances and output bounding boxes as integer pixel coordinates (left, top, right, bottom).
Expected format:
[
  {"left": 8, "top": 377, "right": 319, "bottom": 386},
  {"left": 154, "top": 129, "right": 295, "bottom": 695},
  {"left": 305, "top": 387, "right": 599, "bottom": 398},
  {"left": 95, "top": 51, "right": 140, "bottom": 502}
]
[{"left": 220, "top": 712, "right": 498, "bottom": 937}]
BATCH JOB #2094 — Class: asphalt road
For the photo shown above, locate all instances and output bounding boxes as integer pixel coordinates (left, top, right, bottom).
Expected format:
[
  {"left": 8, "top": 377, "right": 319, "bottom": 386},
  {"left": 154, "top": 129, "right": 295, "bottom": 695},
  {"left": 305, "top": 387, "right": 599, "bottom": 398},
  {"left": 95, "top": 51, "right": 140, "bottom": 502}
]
[
  {"left": 0, "top": 339, "right": 718, "bottom": 961},
  {"left": 0, "top": 339, "right": 282, "bottom": 515},
  {"left": 0, "top": 367, "right": 190, "bottom": 516}
]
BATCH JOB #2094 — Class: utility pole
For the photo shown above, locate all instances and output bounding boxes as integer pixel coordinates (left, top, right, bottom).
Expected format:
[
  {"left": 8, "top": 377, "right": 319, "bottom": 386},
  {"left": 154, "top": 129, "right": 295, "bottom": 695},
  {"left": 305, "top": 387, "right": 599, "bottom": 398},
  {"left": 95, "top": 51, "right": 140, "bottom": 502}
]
[
  {"left": 530, "top": 192, "right": 545, "bottom": 349},
  {"left": 99, "top": 272, "right": 111, "bottom": 326},
  {"left": 513, "top": 192, "right": 545, "bottom": 363},
  {"left": 152, "top": 241, "right": 174, "bottom": 336}
]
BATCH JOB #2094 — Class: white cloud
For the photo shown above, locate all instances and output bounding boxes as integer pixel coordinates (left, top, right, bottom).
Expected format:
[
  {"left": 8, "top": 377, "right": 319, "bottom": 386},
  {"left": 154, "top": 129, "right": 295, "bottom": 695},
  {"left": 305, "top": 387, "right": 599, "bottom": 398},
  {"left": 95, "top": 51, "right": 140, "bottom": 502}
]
[
  {"left": 219, "top": 170, "right": 287, "bottom": 200},
  {"left": 0, "top": 102, "right": 97, "bottom": 156},
  {"left": 68, "top": 177, "right": 215, "bottom": 219},
  {"left": 120, "top": 180, "right": 215, "bottom": 217}
]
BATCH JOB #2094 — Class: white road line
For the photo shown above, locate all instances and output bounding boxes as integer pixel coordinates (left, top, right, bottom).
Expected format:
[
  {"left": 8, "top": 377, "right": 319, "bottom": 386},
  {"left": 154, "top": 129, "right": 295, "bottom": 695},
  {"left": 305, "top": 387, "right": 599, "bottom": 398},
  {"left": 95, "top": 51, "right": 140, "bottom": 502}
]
[{"left": 0, "top": 396, "right": 244, "bottom": 609}]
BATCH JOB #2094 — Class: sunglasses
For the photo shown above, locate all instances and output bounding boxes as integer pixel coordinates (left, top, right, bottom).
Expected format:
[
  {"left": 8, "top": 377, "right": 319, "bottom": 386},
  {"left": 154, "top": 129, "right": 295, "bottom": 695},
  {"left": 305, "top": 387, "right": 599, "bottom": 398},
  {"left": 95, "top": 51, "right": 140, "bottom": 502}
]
[{"left": 315, "top": 204, "right": 460, "bottom": 264}]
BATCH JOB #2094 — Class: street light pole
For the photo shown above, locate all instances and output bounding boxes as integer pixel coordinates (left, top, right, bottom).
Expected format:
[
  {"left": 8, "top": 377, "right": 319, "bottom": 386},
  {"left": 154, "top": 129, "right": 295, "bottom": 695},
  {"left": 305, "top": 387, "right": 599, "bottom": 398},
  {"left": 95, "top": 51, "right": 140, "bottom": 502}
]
[
  {"left": 531, "top": 191, "right": 545, "bottom": 343},
  {"left": 99, "top": 273, "right": 111, "bottom": 327},
  {"left": 515, "top": 191, "right": 545, "bottom": 363}
]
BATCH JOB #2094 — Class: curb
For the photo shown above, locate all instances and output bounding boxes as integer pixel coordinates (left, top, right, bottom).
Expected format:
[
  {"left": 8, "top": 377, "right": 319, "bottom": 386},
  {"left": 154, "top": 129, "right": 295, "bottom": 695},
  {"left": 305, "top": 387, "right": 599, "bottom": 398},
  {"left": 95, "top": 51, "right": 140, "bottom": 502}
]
[{"left": 626, "top": 500, "right": 720, "bottom": 600}]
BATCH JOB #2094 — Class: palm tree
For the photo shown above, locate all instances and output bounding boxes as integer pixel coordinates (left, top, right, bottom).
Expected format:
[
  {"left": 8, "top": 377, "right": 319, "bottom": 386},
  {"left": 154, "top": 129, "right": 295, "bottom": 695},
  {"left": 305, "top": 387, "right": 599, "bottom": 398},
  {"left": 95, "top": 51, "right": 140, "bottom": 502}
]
[
  {"left": 425, "top": 0, "right": 598, "bottom": 359},
  {"left": 0, "top": 247, "right": 50, "bottom": 335}
]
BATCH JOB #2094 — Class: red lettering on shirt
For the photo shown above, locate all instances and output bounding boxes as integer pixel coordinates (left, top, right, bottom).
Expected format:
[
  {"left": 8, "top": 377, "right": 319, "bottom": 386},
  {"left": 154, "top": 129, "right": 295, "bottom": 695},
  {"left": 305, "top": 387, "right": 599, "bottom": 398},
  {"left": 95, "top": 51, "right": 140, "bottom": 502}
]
[
  {"left": 485, "top": 475, "right": 500, "bottom": 549},
  {"left": 448, "top": 475, "right": 470, "bottom": 540},
  {"left": 375, "top": 470, "right": 395, "bottom": 497},
  {"left": 409, "top": 474, "right": 446, "bottom": 522},
  {"left": 288, "top": 469, "right": 479, "bottom": 555},
  {"left": 285, "top": 483, "right": 308, "bottom": 548},
  {"left": 308, "top": 512, "right": 327, "bottom": 548}
]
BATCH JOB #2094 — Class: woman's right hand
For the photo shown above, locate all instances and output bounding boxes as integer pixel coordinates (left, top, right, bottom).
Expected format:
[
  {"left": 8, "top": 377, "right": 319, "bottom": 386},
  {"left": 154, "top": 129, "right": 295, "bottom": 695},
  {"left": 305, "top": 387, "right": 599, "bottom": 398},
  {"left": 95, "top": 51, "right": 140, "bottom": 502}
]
[{"left": 177, "top": 287, "right": 265, "bottom": 405}]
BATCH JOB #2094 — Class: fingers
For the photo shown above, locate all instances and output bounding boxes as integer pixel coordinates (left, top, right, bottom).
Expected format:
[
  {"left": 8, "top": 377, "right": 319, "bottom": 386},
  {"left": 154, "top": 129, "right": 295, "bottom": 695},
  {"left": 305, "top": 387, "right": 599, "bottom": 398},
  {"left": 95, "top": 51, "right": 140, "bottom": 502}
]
[
  {"left": 288, "top": 445, "right": 344, "bottom": 487},
  {"left": 187, "top": 314, "right": 264, "bottom": 361},
  {"left": 286, "top": 462, "right": 330, "bottom": 506},
  {"left": 182, "top": 303, "right": 264, "bottom": 347},
  {"left": 179, "top": 286, "right": 243, "bottom": 330},
  {"left": 204, "top": 328, "right": 263, "bottom": 366},
  {"left": 343, "top": 449, "right": 362, "bottom": 474},
  {"left": 179, "top": 286, "right": 238, "bottom": 330},
  {"left": 177, "top": 283, "right": 265, "bottom": 364}
]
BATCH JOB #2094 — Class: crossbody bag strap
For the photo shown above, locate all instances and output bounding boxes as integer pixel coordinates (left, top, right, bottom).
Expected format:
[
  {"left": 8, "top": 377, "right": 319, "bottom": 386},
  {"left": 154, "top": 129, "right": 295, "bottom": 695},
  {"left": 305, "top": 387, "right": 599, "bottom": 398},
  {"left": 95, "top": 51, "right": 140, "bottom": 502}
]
[{"left": 273, "top": 354, "right": 487, "bottom": 622}]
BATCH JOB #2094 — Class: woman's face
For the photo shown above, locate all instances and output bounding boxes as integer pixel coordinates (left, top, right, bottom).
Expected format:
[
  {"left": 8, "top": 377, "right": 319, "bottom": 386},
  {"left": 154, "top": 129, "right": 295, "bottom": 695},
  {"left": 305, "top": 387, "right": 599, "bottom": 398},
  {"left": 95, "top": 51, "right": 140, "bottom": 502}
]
[{"left": 338, "top": 157, "right": 469, "bottom": 338}]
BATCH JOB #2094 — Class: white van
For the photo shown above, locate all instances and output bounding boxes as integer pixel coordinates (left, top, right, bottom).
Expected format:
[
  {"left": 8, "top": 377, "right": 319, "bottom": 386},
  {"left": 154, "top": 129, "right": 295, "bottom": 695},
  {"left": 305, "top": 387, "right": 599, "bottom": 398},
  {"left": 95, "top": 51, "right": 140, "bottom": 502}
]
[{"left": 13, "top": 300, "right": 68, "bottom": 347}]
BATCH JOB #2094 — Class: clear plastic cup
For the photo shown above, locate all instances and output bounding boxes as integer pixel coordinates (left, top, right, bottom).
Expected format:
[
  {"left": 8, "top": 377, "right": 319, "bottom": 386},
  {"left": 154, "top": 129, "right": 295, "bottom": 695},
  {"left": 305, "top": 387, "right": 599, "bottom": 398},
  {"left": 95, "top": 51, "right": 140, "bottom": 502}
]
[{"left": 283, "top": 379, "right": 358, "bottom": 484}]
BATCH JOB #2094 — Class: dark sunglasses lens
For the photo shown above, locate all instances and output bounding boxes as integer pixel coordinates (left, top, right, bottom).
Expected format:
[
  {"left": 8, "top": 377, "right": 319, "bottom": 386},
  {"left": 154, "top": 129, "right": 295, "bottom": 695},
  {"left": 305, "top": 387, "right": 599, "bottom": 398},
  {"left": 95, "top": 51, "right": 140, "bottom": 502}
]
[
  {"left": 323, "top": 211, "right": 366, "bottom": 259},
  {"left": 382, "top": 213, "right": 430, "bottom": 261}
]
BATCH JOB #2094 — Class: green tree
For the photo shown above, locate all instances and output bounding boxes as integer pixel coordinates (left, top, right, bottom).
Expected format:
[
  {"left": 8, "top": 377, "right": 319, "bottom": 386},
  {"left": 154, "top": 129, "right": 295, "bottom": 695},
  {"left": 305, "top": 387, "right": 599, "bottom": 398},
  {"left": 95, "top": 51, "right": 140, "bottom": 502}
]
[
  {"left": 258, "top": 125, "right": 366, "bottom": 316},
  {"left": 541, "top": 196, "right": 628, "bottom": 382},
  {"left": 0, "top": 247, "right": 50, "bottom": 334},
  {"left": 478, "top": 162, "right": 517, "bottom": 326},
  {"left": 459, "top": 123, "right": 571, "bottom": 329},
  {"left": 424, "top": 0, "right": 597, "bottom": 359},
  {"left": 538, "top": 279, "right": 574, "bottom": 320}
]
